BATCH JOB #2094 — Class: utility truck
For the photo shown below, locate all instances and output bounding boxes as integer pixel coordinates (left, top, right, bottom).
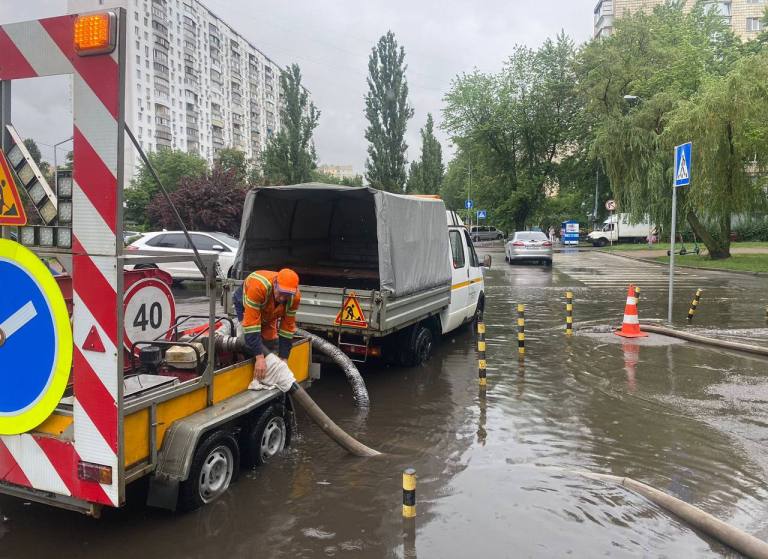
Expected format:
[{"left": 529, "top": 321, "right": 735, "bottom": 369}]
[
  {"left": 587, "top": 214, "right": 656, "bottom": 246},
  {"left": 0, "top": 9, "right": 314, "bottom": 516},
  {"left": 231, "top": 185, "right": 489, "bottom": 365}
]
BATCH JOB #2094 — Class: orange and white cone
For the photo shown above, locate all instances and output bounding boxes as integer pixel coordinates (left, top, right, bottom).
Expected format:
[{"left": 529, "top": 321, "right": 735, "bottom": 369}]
[{"left": 615, "top": 285, "right": 648, "bottom": 338}]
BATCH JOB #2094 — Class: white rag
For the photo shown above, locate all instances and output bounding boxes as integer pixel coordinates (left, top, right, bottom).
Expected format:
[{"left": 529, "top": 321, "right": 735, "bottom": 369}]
[{"left": 248, "top": 353, "right": 296, "bottom": 393}]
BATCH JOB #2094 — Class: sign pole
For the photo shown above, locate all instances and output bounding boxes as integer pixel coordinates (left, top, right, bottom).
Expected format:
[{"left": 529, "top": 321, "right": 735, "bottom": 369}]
[{"left": 667, "top": 184, "right": 677, "bottom": 324}]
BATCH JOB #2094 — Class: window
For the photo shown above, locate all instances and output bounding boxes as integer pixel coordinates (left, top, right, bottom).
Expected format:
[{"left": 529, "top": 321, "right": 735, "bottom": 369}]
[
  {"left": 449, "top": 230, "right": 465, "bottom": 269},
  {"left": 190, "top": 234, "right": 227, "bottom": 251},
  {"left": 150, "top": 233, "right": 188, "bottom": 249},
  {"left": 747, "top": 17, "right": 763, "bottom": 32},
  {"left": 463, "top": 230, "right": 480, "bottom": 267}
]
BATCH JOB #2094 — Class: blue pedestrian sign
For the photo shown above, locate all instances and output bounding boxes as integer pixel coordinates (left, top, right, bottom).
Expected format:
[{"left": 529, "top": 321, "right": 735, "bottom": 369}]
[
  {"left": 0, "top": 240, "right": 73, "bottom": 434},
  {"left": 476, "top": 210, "right": 487, "bottom": 219},
  {"left": 464, "top": 199, "right": 473, "bottom": 210},
  {"left": 674, "top": 142, "right": 692, "bottom": 188}
]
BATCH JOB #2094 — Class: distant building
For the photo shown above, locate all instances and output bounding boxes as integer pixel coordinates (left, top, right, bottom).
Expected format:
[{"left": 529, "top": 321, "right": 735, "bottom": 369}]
[
  {"left": 318, "top": 165, "right": 357, "bottom": 180},
  {"left": 594, "top": 0, "right": 765, "bottom": 39},
  {"left": 68, "top": 0, "right": 310, "bottom": 177}
]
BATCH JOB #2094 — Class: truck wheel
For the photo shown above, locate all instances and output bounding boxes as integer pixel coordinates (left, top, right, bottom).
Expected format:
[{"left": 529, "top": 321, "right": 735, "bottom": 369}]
[
  {"left": 178, "top": 431, "right": 240, "bottom": 512},
  {"left": 409, "top": 325, "right": 434, "bottom": 366},
  {"left": 242, "top": 404, "right": 288, "bottom": 467},
  {"left": 392, "top": 324, "right": 434, "bottom": 367},
  {"left": 595, "top": 238, "right": 607, "bottom": 248}
]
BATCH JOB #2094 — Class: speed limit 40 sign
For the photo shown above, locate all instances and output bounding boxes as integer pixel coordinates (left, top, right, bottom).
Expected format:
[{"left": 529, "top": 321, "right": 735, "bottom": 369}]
[{"left": 123, "top": 277, "right": 176, "bottom": 353}]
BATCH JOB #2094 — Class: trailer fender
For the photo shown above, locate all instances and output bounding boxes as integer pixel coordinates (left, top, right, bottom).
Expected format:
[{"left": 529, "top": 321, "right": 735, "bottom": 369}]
[{"left": 147, "top": 388, "right": 281, "bottom": 511}]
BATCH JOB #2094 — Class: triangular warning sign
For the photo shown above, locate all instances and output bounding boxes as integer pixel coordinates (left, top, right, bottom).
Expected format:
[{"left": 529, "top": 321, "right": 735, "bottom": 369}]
[
  {"left": 676, "top": 151, "right": 689, "bottom": 182},
  {"left": 83, "top": 325, "right": 106, "bottom": 353},
  {"left": 0, "top": 149, "right": 27, "bottom": 226},
  {"left": 334, "top": 292, "right": 368, "bottom": 328}
]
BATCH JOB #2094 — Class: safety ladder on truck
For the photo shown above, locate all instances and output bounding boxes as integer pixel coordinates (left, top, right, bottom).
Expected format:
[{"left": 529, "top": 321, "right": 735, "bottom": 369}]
[{"left": 336, "top": 287, "right": 370, "bottom": 363}]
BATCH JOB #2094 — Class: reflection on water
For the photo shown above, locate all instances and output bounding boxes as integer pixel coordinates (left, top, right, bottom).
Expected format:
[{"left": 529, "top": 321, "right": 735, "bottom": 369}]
[{"left": 1, "top": 249, "right": 768, "bottom": 557}]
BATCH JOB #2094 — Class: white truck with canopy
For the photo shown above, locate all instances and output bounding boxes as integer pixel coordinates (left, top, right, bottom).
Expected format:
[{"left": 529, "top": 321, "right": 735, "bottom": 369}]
[
  {"left": 588, "top": 213, "right": 656, "bottom": 246},
  {"left": 232, "top": 185, "right": 487, "bottom": 365}
]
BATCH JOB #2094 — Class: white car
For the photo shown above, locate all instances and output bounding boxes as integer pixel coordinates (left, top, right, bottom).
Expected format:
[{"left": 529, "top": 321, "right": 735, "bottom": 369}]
[{"left": 126, "top": 231, "right": 239, "bottom": 281}]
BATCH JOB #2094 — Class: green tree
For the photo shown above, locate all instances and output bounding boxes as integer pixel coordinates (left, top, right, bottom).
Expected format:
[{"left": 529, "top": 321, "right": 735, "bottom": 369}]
[
  {"left": 214, "top": 148, "right": 249, "bottom": 185},
  {"left": 443, "top": 32, "right": 582, "bottom": 230},
  {"left": 406, "top": 113, "right": 444, "bottom": 194},
  {"left": 262, "top": 64, "right": 320, "bottom": 185},
  {"left": 364, "top": 31, "right": 414, "bottom": 192},
  {"left": 126, "top": 149, "right": 207, "bottom": 227},
  {"left": 579, "top": 2, "right": 744, "bottom": 258}
]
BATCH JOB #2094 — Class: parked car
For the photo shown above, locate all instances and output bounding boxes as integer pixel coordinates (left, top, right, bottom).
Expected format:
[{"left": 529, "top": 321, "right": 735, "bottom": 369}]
[
  {"left": 470, "top": 225, "right": 505, "bottom": 241},
  {"left": 506, "top": 231, "right": 553, "bottom": 266},
  {"left": 123, "top": 230, "right": 142, "bottom": 245},
  {"left": 126, "top": 231, "right": 239, "bottom": 281}
]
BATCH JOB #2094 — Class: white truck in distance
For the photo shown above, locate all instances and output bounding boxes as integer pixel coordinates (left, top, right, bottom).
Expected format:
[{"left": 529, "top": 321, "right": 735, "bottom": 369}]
[{"left": 588, "top": 214, "right": 656, "bottom": 246}]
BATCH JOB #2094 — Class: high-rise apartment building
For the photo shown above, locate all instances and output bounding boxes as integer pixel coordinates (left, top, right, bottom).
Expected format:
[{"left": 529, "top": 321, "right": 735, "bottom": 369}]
[
  {"left": 594, "top": 0, "right": 766, "bottom": 39},
  {"left": 68, "top": 0, "right": 298, "bottom": 176}
]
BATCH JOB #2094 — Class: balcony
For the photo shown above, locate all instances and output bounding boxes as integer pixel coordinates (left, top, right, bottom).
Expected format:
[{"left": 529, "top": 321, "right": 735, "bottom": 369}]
[
  {"left": 153, "top": 62, "right": 169, "bottom": 78},
  {"left": 211, "top": 116, "right": 224, "bottom": 128},
  {"left": 155, "top": 129, "right": 172, "bottom": 142},
  {"left": 154, "top": 34, "right": 170, "bottom": 51}
]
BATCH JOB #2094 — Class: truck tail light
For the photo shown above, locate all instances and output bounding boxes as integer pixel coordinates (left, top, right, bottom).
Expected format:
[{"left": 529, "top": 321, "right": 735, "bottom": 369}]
[
  {"left": 74, "top": 12, "right": 117, "bottom": 56},
  {"left": 78, "top": 461, "right": 113, "bottom": 484}
]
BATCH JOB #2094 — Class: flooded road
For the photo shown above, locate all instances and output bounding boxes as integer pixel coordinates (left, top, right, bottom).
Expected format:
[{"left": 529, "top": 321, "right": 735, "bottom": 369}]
[{"left": 2, "top": 249, "right": 768, "bottom": 558}]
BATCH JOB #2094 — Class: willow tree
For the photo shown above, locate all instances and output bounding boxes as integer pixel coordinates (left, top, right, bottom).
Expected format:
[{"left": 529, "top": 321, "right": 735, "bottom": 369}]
[{"left": 580, "top": 2, "right": 745, "bottom": 258}]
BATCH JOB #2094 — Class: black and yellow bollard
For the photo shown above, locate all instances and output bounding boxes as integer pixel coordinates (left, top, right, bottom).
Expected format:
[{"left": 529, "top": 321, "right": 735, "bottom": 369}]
[
  {"left": 517, "top": 304, "right": 525, "bottom": 357},
  {"left": 477, "top": 321, "right": 487, "bottom": 386},
  {"left": 565, "top": 291, "right": 574, "bottom": 336},
  {"left": 402, "top": 468, "right": 416, "bottom": 518},
  {"left": 687, "top": 289, "right": 703, "bottom": 322}
]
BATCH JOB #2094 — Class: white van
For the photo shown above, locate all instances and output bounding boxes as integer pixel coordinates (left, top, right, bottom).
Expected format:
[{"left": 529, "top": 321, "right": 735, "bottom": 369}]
[{"left": 588, "top": 214, "right": 655, "bottom": 246}]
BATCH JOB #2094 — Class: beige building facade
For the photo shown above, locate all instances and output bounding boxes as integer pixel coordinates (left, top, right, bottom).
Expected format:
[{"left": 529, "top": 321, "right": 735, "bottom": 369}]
[{"left": 594, "top": 0, "right": 766, "bottom": 39}]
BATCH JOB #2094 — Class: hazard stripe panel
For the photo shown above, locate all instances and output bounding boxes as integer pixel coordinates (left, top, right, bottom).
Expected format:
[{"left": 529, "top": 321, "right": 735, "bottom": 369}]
[
  {"left": 0, "top": 27, "right": 37, "bottom": 79},
  {"left": 0, "top": 12, "right": 122, "bottom": 509}
]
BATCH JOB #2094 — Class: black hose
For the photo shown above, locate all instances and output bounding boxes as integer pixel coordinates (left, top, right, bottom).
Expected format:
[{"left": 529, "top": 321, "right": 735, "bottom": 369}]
[{"left": 295, "top": 328, "right": 371, "bottom": 408}]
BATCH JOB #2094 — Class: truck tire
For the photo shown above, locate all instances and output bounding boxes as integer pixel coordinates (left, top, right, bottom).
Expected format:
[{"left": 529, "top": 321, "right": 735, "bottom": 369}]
[
  {"left": 595, "top": 238, "right": 608, "bottom": 248},
  {"left": 390, "top": 323, "right": 434, "bottom": 367},
  {"left": 178, "top": 431, "right": 240, "bottom": 512},
  {"left": 242, "top": 403, "right": 289, "bottom": 468}
]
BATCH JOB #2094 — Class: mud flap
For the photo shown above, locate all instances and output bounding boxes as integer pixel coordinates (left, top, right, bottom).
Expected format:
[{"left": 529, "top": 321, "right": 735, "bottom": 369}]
[{"left": 147, "top": 475, "right": 180, "bottom": 511}]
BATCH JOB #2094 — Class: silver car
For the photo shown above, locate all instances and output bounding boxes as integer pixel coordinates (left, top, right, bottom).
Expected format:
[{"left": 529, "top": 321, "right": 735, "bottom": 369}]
[
  {"left": 470, "top": 225, "right": 505, "bottom": 241},
  {"left": 505, "top": 231, "right": 553, "bottom": 266}
]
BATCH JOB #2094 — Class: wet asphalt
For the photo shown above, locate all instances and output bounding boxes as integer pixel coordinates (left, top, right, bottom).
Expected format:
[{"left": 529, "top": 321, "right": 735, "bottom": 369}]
[{"left": 1, "top": 248, "right": 768, "bottom": 558}]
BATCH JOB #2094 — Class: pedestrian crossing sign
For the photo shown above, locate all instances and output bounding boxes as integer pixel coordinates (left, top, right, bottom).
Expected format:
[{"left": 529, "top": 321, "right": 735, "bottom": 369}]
[
  {"left": 0, "top": 149, "right": 27, "bottom": 226},
  {"left": 674, "top": 142, "right": 691, "bottom": 188},
  {"left": 334, "top": 292, "right": 368, "bottom": 328}
]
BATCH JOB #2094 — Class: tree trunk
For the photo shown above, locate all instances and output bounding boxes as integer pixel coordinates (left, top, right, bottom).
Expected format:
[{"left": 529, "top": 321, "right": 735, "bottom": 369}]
[{"left": 686, "top": 211, "right": 730, "bottom": 259}]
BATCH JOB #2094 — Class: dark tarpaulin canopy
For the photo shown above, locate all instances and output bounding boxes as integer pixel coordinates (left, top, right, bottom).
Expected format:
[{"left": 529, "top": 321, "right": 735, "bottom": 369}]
[{"left": 233, "top": 184, "right": 450, "bottom": 297}]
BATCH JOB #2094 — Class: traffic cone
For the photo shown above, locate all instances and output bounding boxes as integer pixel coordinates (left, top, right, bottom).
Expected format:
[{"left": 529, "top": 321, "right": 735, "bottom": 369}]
[{"left": 615, "top": 285, "right": 648, "bottom": 338}]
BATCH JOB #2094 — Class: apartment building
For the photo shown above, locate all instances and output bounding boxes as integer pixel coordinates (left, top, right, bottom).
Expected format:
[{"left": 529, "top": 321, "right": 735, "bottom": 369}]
[
  {"left": 68, "top": 0, "right": 295, "bottom": 176},
  {"left": 594, "top": 0, "right": 766, "bottom": 38}
]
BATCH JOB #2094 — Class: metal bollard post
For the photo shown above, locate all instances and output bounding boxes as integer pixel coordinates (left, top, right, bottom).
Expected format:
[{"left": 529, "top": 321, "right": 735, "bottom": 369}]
[
  {"left": 687, "top": 289, "right": 703, "bottom": 322},
  {"left": 565, "top": 291, "right": 574, "bottom": 336},
  {"left": 477, "top": 321, "right": 487, "bottom": 386},
  {"left": 402, "top": 468, "right": 416, "bottom": 518},
  {"left": 517, "top": 304, "right": 525, "bottom": 357},
  {"left": 765, "top": 305, "right": 768, "bottom": 325}
]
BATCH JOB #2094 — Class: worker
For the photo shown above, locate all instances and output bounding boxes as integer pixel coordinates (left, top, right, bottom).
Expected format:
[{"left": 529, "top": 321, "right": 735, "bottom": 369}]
[{"left": 233, "top": 268, "right": 301, "bottom": 382}]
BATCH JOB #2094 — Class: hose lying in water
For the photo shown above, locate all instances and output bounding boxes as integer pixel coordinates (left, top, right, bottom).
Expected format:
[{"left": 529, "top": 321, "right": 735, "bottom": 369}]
[
  {"left": 640, "top": 324, "right": 768, "bottom": 358},
  {"left": 582, "top": 472, "right": 768, "bottom": 559},
  {"left": 295, "top": 328, "right": 371, "bottom": 408},
  {"left": 288, "top": 382, "right": 381, "bottom": 457}
]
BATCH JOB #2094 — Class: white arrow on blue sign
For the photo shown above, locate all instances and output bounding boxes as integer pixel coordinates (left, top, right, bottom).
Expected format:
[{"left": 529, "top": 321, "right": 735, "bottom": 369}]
[
  {"left": 465, "top": 199, "right": 473, "bottom": 209},
  {"left": 674, "top": 142, "right": 691, "bottom": 188},
  {"left": 476, "top": 210, "right": 487, "bottom": 219}
]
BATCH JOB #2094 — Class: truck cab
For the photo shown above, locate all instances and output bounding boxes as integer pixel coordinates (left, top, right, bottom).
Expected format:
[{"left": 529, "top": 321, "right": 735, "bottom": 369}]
[{"left": 443, "top": 212, "right": 485, "bottom": 333}]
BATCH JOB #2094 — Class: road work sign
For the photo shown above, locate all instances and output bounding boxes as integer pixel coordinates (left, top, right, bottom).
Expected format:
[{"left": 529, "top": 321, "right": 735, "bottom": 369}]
[
  {"left": 674, "top": 142, "right": 691, "bottom": 188},
  {"left": 0, "top": 150, "right": 27, "bottom": 226},
  {"left": 334, "top": 292, "right": 368, "bottom": 329},
  {"left": 0, "top": 239, "right": 72, "bottom": 434}
]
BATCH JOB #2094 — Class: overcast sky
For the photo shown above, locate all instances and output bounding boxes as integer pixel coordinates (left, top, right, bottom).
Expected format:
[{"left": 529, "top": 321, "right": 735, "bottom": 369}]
[{"left": 2, "top": 0, "right": 595, "bottom": 174}]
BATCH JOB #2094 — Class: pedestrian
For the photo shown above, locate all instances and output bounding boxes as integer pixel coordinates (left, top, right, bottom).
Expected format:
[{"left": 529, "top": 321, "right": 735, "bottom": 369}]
[
  {"left": 548, "top": 226, "right": 555, "bottom": 244},
  {"left": 233, "top": 268, "right": 302, "bottom": 382}
]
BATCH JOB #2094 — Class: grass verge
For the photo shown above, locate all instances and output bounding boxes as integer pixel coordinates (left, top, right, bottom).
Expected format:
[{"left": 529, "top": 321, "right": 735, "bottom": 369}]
[
  {"left": 600, "top": 241, "right": 768, "bottom": 252},
  {"left": 655, "top": 253, "right": 768, "bottom": 273}
]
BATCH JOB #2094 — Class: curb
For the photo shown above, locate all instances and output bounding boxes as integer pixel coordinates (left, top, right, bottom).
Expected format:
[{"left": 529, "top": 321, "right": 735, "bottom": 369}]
[{"left": 597, "top": 250, "right": 768, "bottom": 278}]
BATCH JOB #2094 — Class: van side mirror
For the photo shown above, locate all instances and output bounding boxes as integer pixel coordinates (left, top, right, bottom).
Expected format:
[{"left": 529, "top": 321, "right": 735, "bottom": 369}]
[{"left": 483, "top": 254, "right": 492, "bottom": 269}]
